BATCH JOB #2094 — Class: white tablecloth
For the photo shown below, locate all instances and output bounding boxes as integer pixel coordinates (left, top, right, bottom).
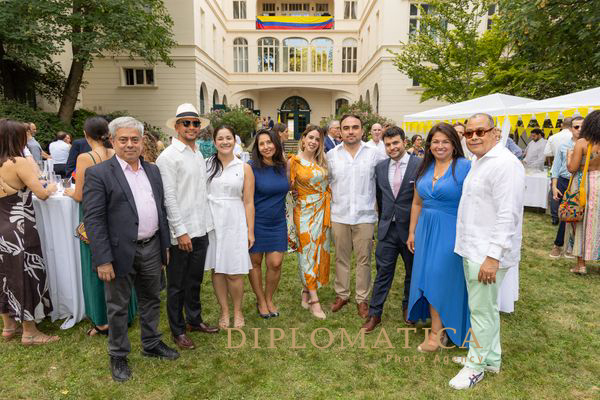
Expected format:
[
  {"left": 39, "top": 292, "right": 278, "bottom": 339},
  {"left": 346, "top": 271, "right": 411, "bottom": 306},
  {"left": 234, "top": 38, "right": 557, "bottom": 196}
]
[
  {"left": 33, "top": 194, "right": 85, "bottom": 329},
  {"left": 524, "top": 170, "right": 550, "bottom": 209},
  {"left": 498, "top": 266, "right": 518, "bottom": 313}
]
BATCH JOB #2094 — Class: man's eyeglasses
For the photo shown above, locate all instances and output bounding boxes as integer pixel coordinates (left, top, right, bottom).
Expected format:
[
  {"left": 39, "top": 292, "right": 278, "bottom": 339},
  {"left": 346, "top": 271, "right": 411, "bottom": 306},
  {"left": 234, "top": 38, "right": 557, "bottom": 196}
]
[
  {"left": 178, "top": 120, "right": 201, "bottom": 128},
  {"left": 464, "top": 127, "right": 494, "bottom": 139},
  {"left": 573, "top": 125, "right": 582, "bottom": 130}
]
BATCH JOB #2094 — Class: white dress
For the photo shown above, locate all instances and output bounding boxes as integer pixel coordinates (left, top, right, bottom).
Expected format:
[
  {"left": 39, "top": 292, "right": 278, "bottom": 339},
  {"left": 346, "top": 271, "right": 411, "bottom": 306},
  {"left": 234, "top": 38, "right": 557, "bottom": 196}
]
[{"left": 205, "top": 157, "right": 252, "bottom": 274}]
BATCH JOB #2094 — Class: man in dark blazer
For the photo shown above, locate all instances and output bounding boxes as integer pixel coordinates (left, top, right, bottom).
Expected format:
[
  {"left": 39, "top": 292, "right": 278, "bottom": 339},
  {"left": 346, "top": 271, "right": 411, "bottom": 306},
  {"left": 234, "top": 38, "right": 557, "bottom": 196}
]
[
  {"left": 362, "top": 126, "right": 422, "bottom": 333},
  {"left": 65, "top": 137, "right": 91, "bottom": 178},
  {"left": 83, "top": 116, "right": 179, "bottom": 382},
  {"left": 324, "top": 119, "right": 341, "bottom": 152}
]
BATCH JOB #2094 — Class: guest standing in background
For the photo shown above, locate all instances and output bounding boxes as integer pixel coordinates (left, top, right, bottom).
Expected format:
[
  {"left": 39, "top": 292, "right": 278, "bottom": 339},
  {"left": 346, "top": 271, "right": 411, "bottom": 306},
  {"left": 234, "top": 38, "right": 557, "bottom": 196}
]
[
  {"left": 196, "top": 127, "right": 217, "bottom": 159},
  {"left": 407, "top": 134, "right": 425, "bottom": 157},
  {"left": 289, "top": 125, "right": 331, "bottom": 320},
  {"left": 65, "top": 117, "right": 138, "bottom": 336},
  {"left": 406, "top": 123, "right": 471, "bottom": 351},
  {"left": 324, "top": 120, "right": 341, "bottom": 153},
  {"left": 366, "top": 123, "right": 387, "bottom": 158},
  {"left": 49, "top": 131, "right": 71, "bottom": 177},
  {"left": 65, "top": 137, "right": 92, "bottom": 178},
  {"left": 248, "top": 129, "right": 289, "bottom": 318},
  {"left": 205, "top": 126, "right": 255, "bottom": 329},
  {"left": 522, "top": 128, "right": 547, "bottom": 169},
  {"left": 0, "top": 119, "right": 58, "bottom": 345}
]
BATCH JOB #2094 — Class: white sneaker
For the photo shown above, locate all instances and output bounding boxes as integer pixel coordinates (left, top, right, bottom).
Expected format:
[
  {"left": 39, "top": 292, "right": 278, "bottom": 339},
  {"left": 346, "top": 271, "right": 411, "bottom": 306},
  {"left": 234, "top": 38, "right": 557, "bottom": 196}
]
[
  {"left": 452, "top": 356, "right": 500, "bottom": 374},
  {"left": 449, "top": 366, "right": 485, "bottom": 390}
]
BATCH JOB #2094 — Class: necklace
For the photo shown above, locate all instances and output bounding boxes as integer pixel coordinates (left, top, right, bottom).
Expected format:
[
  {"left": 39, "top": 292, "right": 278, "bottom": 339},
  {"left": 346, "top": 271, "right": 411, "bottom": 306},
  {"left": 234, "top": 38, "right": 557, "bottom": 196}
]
[{"left": 433, "top": 161, "right": 452, "bottom": 181}]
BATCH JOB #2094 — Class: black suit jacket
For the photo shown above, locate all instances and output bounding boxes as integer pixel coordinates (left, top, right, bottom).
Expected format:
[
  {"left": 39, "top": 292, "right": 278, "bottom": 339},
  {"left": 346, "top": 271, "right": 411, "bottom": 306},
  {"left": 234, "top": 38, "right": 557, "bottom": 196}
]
[
  {"left": 83, "top": 156, "right": 170, "bottom": 277},
  {"left": 375, "top": 155, "right": 422, "bottom": 243},
  {"left": 65, "top": 138, "right": 92, "bottom": 178}
]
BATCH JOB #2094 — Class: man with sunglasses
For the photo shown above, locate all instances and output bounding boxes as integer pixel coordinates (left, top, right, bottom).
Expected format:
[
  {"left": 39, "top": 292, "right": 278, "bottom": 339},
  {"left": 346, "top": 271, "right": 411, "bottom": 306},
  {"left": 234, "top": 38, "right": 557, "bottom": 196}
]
[
  {"left": 156, "top": 103, "right": 219, "bottom": 351},
  {"left": 450, "top": 113, "right": 524, "bottom": 390},
  {"left": 548, "top": 116, "right": 584, "bottom": 259}
]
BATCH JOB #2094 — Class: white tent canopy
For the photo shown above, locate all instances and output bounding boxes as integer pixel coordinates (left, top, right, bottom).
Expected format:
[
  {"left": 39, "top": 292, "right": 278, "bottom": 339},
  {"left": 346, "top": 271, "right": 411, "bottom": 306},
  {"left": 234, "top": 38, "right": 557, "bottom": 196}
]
[
  {"left": 506, "top": 86, "right": 600, "bottom": 115},
  {"left": 404, "top": 93, "right": 534, "bottom": 122}
]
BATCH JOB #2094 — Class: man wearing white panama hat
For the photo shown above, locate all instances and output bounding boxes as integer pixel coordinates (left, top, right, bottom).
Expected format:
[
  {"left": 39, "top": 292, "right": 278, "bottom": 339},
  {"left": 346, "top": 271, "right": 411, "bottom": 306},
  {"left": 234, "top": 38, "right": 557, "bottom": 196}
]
[{"left": 156, "top": 103, "right": 218, "bottom": 351}]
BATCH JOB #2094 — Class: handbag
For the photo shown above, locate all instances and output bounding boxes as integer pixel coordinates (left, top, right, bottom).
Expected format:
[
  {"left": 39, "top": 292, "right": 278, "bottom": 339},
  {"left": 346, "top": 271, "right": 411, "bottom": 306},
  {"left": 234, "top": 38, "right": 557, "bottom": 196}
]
[
  {"left": 75, "top": 222, "right": 89, "bottom": 244},
  {"left": 558, "top": 144, "right": 592, "bottom": 222}
]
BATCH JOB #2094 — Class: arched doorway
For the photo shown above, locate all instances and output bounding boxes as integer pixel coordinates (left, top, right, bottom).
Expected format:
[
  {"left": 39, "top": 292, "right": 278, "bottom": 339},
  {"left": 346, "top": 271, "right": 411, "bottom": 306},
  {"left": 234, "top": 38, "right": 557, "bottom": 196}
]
[{"left": 279, "top": 96, "right": 310, "bottom": 139}]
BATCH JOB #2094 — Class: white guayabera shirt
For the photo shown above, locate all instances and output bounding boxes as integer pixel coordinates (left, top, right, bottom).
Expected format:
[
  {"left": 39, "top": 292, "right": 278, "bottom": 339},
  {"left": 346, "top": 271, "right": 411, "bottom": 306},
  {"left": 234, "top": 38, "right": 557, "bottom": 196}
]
[
  {"left": 327, "top": 141, "right": 387, "bottom": 225},
  {"left": 455, "top": 142, "right": 525, "bottom": 269},
  {"left": 156, "top": 137, "right": 214, "bottom": 245}
]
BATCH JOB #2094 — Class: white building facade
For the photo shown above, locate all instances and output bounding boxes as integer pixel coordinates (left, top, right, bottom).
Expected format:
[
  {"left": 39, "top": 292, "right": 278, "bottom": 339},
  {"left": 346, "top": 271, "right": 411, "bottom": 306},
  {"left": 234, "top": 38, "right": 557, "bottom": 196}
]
[{"left": 76, "top": 1, "right": 492, "bottom": 138}]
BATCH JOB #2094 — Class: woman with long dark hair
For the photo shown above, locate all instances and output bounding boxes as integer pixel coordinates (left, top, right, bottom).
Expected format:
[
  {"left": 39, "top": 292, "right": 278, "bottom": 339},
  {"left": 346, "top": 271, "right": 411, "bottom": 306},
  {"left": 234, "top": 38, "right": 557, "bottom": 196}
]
[
  {"left": 406, "top": 122, "right": 471, "bottom": 351},
  {"left": 248, "top": 129, "right": 289, "bottom": 318},
  {"left": 205, "top": 126, "right": 255, "bottom": 328},
  {"left": 65, "top": 117, "right": 137, "bottom": 336},
  {"left": 0, "top": 119, "right": 58, "bottom": 345}
]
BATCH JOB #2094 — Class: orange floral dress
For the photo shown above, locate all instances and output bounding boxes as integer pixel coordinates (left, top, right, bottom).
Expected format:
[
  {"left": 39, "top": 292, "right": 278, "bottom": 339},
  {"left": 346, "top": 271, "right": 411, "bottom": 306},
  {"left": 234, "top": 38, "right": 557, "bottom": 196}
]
[{"left": 289, "top": 155, "right": 331, "bottom": 290}]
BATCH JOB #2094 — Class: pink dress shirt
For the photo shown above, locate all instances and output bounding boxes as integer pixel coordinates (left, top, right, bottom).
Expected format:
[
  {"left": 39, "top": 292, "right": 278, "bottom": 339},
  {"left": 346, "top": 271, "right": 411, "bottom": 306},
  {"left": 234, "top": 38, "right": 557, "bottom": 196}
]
[{"left": 116, "top": 155, "right": 159, "bottom": 240}]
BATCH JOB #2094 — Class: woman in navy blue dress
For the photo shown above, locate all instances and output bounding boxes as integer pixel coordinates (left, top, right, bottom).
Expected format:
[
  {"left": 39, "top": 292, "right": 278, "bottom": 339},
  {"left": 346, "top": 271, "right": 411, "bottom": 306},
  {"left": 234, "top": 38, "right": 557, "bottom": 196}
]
[
  {"left": 406, "top": 123, "right": 471, "bottom": 351},
  {"left": 248, "top": 129, "right": 289, "bottom": 318}
]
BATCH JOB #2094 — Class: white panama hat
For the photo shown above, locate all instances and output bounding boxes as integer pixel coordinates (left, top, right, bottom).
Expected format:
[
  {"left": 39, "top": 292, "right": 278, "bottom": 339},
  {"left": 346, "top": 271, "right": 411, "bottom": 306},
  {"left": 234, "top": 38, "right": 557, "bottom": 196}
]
[{"left": 165, "top": 103, "right": 210, "bottom": 130}]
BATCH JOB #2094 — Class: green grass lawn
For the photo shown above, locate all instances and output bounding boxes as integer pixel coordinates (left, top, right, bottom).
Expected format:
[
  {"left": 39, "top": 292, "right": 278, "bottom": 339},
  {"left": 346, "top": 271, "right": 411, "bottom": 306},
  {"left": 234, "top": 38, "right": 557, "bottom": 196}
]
[{"left": 2, "top": 211, "right": 599, "bottom": 399}]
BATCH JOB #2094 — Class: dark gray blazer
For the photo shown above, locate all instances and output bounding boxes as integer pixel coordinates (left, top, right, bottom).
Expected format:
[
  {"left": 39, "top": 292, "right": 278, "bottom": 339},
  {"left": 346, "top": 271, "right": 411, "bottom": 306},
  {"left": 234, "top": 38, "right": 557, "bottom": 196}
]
[
  {"left": 83, "top": 156, "right": 170, "bottom": 277},
  {"left": 375, "top": 155, "right": 422, "bottom": 243}
]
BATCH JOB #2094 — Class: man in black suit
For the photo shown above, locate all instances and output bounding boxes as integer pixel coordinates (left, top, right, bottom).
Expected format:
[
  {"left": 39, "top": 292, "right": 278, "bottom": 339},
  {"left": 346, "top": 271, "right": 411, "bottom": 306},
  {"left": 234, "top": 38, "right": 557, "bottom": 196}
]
[
  {"left": 83, "top": 116, "right": 179, "bottom": 382},
  {"left": 324, "top": 119, "right": 340, "bottom": 153},
  {"left": 362, "top": 126, "right": 422, "bottom": 333},
  {"left": 65, "top": 137, "right": 91, "bottom": 178}
]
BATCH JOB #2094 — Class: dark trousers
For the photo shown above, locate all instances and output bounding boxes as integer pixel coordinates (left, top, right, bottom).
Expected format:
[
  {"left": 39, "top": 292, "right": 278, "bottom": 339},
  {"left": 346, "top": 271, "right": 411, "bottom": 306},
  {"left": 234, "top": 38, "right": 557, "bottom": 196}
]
[
  {"left": 554, "top": 176, "right": 570, "bottom": 247},
  {"left": 167, "top": 235, "right": 209, "bottom": 336},
  {"left": 53, "top": 163, "right": 66, "bottom": 178},
  {"left": 104, "top": 236, "right": 162, "bottom": 357},
  {"left": 369, "top": 221, "right": 413, "bottom": 317}
]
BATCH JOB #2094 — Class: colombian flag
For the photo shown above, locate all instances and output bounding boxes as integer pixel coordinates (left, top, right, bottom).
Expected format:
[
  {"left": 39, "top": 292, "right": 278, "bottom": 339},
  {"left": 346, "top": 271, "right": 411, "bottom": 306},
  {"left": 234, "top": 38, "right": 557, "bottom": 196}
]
[{"left": 256, "top": 16, "right": 334, "bottom": 30}]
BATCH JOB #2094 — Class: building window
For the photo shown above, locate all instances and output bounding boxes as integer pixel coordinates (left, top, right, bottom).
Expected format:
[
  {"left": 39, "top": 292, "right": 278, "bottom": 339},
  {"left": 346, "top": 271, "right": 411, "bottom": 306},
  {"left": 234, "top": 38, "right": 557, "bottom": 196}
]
[
  {"left": 283, "top": 37, "right": 309, "bottom": 72},
  {"left": 282, "top": 3, "right": 310, "bottom": 16},
  {"left": 487, "top": 4, "right": 496, "bottom": 30},
  {"left": 412, "top": 77, "right": 420, "bottom": 87},
  {"left": 316, "top": 3, "right": 329, "bottom": 15},
  {"left": 213, "top": 89, "right": 219, "bottom": 107},
  {"left": 365, "top": 90, "right": 370, "bottom": 106},
  {"left": 342, "top": 38, "right": 357, "bottom": 73},
  {"left": 344, "top": 1, "right": 357, "bottom": 19},
  {"left": 335, "top": 99, "right": 349, "bottom": 115},
  {"left": 258, "top": 37, "right": 280, "bottom": 72},
  {"left": 311, "top": 38, "right": 333, "bottom": 73},
  {"left": 373, "top": 84, "right": 379, "bottom": 113},
  {"left": 241, "top": 98, "right": 254, "bottom": 109},
  {"left": 123, "top": 68, "right": 155, "bottom": 86},
  {"left": 233, "top": 1, "right": 246, "bottom": 19},
  {"left": 200, "top": 9, "right": 205, "bottom": 48},
  {"left": 222, "top": 95, "right": 228, "bottom": 105},
  {"left": 262, "top": 3, "right": 275, "bottom": 16},
  {"left": 233, "top": 38, "right": 248, "bottom": 72},
  {"left": 409, "top": 3, "right": 429, "bottom": 38},
  {"left": 212, "top": 25, "right": 217, "bottom": 57},
  {"left": 200, "top": 83, "right": 207, "bottom": 114}
]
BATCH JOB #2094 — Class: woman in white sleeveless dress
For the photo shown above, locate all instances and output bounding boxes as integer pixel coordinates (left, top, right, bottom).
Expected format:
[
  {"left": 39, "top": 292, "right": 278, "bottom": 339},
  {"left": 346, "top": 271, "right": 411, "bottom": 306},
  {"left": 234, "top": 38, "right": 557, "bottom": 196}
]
[{"left": 205, "top": 126, "right": 255, "bottom": 329}]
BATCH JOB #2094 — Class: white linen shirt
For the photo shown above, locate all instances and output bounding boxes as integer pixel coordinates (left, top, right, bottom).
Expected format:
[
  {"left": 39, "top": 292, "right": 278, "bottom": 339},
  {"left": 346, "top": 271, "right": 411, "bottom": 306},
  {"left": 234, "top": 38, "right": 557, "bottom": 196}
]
[
  {"left": 49, "top": 140, "right": 71, "bottom": 164},
  {"left": 327, "top": 142, "right": 387, "bottom": 225},
  {"left": 455, "top": 142, "right": 525, "bottom": 269},
  {"left": 523, "top": 138, "right": 547, "bottom": 169},
  {"left": 156, "top": 138, "right": 214, "bottom": 245},
  {"left": 366, "top": 139, "right": 387, "bottom": 158},
  {"left": 544, "top": 129, "right": 572, "bottom": 157}
]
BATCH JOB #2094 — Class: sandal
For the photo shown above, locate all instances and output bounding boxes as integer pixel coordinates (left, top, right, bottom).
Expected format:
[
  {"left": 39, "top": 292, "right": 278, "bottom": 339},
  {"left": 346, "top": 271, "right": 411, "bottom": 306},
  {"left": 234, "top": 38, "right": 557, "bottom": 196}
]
[
  {"left": 21, "top": 333, "right": 60, "bottom": 346},
  {"left": 2, "top": 325, "right": 23, "bottom": 341},
  {"left": 233, "top": 315, "right": 245, "bottom": 329},
  {"left": 219, "top": 315, "right": 230, "bottom": 330},
  {"left": 86, "top": 325, "right": 109, "bottom": 336},
  {"left": 570, "top": 265, "right": 587, "bottom": 275},
  {"left": 301, "top": 289, "right": 310, "bottom": 310},
  {"left": 308, "top": 300, "right": 326, "bottom": 320}
]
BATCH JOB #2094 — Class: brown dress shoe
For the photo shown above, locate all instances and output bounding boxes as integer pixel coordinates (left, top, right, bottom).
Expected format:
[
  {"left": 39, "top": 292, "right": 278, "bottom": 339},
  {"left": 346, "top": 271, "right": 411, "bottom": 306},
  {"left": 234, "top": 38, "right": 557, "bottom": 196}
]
[
  {"left": 331, "top": 297, "right": 349, "bottom": 312},
  {"left": 172, "top": 334, "right": 195, "bottom": 350},
  {"left": 357, "top": 302, "right": 369, "bottom": 319},
  {"left": 361, "top": 316, "right": 381, "bottom": 334},
  {"left": 403, "top": 308, "right": 415, "bottom": 326},
  {"left": 187, "top": 322, "right": 219, "bottom": 334}
]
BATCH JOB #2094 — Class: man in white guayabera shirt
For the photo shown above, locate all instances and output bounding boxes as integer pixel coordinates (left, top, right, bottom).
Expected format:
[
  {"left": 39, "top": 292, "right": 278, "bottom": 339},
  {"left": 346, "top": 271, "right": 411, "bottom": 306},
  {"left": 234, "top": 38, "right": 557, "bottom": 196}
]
[{"left": 449, "top": 113, "right": 524, "bottom": 390}]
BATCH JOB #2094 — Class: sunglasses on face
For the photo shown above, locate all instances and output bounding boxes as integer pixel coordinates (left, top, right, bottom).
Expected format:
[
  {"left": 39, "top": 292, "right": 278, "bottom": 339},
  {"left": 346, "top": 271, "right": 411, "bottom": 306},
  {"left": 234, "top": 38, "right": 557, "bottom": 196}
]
[
  {"left": 463, "top": 126, "right": 494, "bottom": 139},
  {"left": 573, "top": 125, "right": 582, "bottom": 130},
  {"left": 178, "top": 120, "right": 201, "bottom": 128}
]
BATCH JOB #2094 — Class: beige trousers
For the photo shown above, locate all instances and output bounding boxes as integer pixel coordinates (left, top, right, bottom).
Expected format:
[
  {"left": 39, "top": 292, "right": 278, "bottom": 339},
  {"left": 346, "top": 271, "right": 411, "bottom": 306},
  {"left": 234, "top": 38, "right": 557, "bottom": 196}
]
[{"left": 331, "top": 222, "right": 375, "bottom": 303}]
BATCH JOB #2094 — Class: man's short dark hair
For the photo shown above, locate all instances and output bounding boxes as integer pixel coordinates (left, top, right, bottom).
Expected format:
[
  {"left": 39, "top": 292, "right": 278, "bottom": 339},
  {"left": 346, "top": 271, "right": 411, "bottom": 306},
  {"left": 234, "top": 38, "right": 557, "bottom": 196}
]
[
  {"left": 56, "top": 131, "right": 68, "bottom": 140},
  {"left": 340, "top": 113, "right": 363, "bottom": 128},
  {"left": 382, "top": 126, "right": 405, "bottom": 141},
  {"left": 531, "top": 128, "right": 543, "bottom": 136}
]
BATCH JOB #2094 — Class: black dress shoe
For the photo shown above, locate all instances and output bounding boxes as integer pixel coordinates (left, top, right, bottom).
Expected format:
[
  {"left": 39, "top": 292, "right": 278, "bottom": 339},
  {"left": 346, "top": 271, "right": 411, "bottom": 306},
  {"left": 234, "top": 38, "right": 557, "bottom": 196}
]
[
  {"left": 141, "top": 341, "right": 180, "bottom": 360},
  {"left": 187, "top": 322, "right": 219, "bottom": 334},
  {"left": 110, "top": 356, "right": 132, "bottom": 382}
]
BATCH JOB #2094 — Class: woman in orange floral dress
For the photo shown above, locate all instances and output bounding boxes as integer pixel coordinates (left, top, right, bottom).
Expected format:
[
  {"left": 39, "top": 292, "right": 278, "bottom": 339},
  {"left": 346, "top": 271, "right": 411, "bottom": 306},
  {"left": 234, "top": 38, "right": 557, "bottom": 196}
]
[{"left": 288, "top": 125, "right": 331, "bottom": 319}]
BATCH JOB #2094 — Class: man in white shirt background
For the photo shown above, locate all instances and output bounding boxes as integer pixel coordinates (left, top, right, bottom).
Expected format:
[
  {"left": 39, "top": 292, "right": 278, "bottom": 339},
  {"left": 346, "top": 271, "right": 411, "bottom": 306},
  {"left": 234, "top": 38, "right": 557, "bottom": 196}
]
[
  {"left": 450, "top": 113, "right": 525, "bottom": 390},
  {"left": 49, "top": 131, "right": 72, "bottom": 177},
  {"left": 327, "top": 114, "right": 386, "bottom": 318},
  {"left": 522, "top": 128, "right": 547, "bottom": 170},
  {"left": 365, "top": 123, "right": 387, "bottom": 158},
  {"left": 156, "top": 103, "right": 219, "bottom": 351}
]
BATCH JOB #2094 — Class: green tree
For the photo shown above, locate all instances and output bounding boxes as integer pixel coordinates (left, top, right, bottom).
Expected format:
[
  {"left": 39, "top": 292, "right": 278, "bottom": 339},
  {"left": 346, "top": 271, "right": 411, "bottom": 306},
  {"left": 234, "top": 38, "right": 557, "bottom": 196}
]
[
  {"left": 56, "top": 0, "right": 176, "bottom": 123},
  {"left": 390, "top": 0, "right": 498, "bottom": 103},
  {"left": 206, "top": 106, "right": 258, "bottom": 143}
]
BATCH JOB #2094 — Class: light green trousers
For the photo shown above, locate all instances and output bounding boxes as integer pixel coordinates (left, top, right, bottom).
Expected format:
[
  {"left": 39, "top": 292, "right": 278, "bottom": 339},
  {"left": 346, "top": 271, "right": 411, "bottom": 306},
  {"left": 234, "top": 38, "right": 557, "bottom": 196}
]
[{"left": 463, "top": 258, "right": 507, "bottom": 372}]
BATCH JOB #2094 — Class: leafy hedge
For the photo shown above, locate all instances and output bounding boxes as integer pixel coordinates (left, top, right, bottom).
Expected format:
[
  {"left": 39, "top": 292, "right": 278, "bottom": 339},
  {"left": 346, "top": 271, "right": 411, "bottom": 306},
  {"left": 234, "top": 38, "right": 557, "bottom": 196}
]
[{"left": 205, "top": 105, "right": 257, "bottom": 143}]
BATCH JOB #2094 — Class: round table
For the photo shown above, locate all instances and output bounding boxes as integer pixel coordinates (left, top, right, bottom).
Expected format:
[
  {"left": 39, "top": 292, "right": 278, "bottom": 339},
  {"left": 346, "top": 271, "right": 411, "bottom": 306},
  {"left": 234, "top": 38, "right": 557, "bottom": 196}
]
[{"left": 32, "top": 193, "right": 85, "bottom": 329}]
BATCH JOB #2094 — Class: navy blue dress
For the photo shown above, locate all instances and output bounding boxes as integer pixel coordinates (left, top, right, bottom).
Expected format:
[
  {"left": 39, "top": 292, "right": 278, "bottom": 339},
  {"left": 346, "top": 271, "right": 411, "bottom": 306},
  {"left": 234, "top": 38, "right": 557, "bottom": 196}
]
[
  {"left": 250, "top": 162, "right": 289, "bottom": 253},
  {"left": 407, "top": 157, "right": 471, "bottom": 347}
]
